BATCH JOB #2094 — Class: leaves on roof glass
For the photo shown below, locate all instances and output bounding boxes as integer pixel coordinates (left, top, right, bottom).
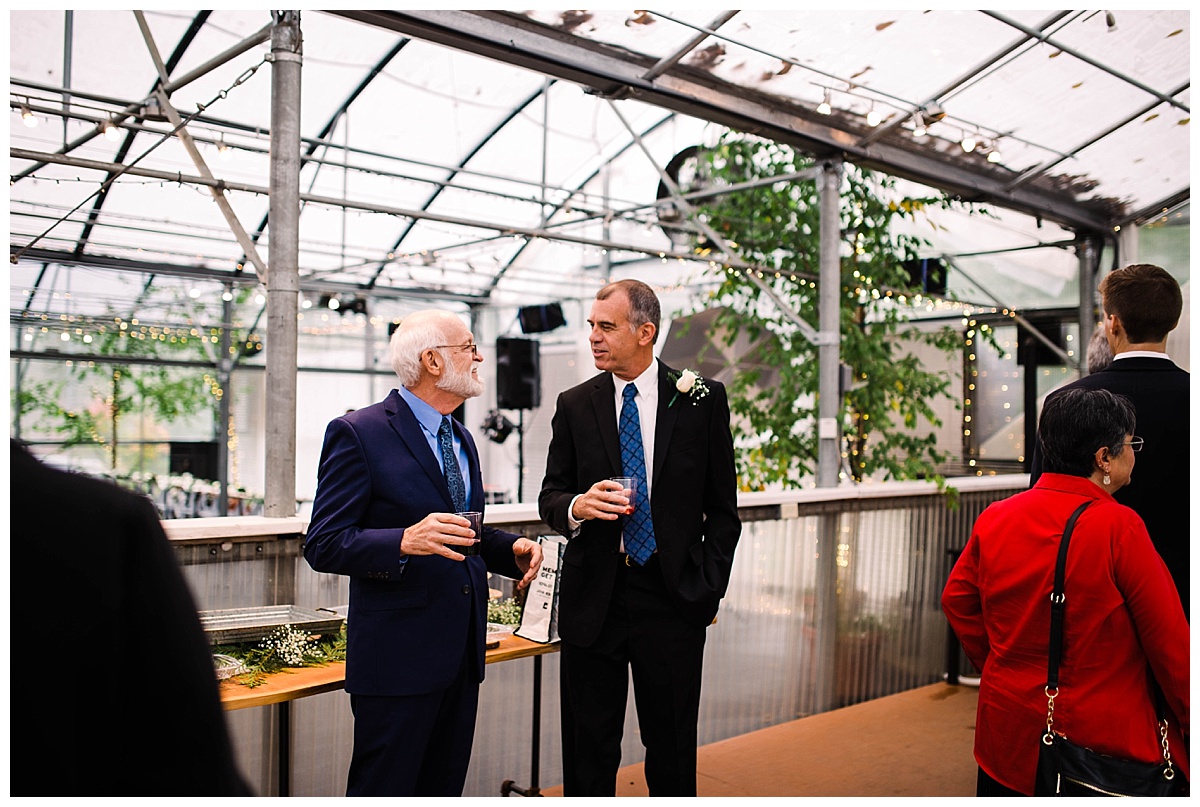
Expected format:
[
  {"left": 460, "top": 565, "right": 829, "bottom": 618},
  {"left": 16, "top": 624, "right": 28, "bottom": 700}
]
[
  {"left": 875, "top": 21, "right": 895, "bottom": 32},
  {"left": 689, "top": 44, "right": 726, "bottom": 70},
  {"left": 626, "top": 11, "right": 654, "bottom": 27},
  {"left": 558, "top": 11, "right": 593, "bottom": 33}
]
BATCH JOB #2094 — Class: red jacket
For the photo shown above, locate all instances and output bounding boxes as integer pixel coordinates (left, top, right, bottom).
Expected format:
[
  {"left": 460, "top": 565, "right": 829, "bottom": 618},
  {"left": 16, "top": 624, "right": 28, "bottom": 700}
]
[{"left": 943, "top": 473, "right": 1189, "bottom": 794}]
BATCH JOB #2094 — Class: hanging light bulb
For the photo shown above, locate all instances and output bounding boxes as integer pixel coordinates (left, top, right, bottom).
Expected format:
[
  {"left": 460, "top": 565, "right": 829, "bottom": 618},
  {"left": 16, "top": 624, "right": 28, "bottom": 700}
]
[
  {"left": 20, "top": 103, "right": 37, "bottom": 128},
  {"left": 912, "top": 112, "right": 926, "bottom": 138},
  {"left": 101, "top": 118, "right": 120, "bottom": 142},
  {"left": 817, "top": 89, "right": 832, "bottom": 115},
  {"left": 866, "top": 104, "right": 882, "bottom": 127},
  {"left": 961, "top": 132, "right": 977, "bottom": 153},
  {"left": 987, "top": 148, "right": 1003, "bottom": 163},
  {"left": 217, "top": 137, "right": 232, "bottom": 161}
]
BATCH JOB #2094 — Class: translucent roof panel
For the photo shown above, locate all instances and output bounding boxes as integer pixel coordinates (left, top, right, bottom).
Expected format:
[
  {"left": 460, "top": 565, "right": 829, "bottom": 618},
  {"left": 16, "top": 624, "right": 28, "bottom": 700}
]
[{"left": 9, "top": 9, "right": 1190, "bottom": 323}]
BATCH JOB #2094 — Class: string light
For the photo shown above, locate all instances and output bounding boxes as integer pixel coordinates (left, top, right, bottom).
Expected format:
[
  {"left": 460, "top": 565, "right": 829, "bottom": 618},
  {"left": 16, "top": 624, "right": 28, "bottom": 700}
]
[
  {"left": 960, "top": 132, "right": 977, "bottom": 153},
  {"left": 20, "top": 102, "right": 37, "bottom": 128},
  {"left": 866, "top": 104, "right": 882, "bottom": 127},
  {"left": 101, "top": 118, "right": 121, "bottom": 142},
  {"left": 912, "top": 112, "right": 927, "bottom": 138},
  {"left": 817, "top": 89, "right": 832, "bottom": 116}
]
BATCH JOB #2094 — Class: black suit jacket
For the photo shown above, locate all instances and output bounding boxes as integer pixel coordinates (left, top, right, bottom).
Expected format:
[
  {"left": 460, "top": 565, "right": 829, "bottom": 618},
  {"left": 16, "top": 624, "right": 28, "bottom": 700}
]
[
  {"left": 539, "top": 362, "right": 741, "bottom": 645},
  {"left": 1029, "top": 356, "right": 1190, "bottom": 613},
  {"left": 9, "top": 441, "right": 251, "bottom": 796}
]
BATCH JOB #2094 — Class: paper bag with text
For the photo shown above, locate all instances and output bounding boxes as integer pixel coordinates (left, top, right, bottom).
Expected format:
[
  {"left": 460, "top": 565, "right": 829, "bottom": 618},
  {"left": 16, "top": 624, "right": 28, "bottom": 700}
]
[{"left": 515, "top": 535, "right": 565, "bottom": 643}]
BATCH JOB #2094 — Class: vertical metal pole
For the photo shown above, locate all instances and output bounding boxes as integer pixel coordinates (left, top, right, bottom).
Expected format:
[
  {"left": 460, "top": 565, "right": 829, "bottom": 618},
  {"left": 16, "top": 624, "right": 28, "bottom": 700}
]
[
  {"left": 63, "top": 11, "right": 73, "bottom": 148},
  {"left": 1077, "top": 236, "right": 1097, "bottom": 376},
  {"left": 812, "top": 158, "right": 843, "bottom": 714},
  {"left": 265, "top": 11, "right": 302, "bottom": 517},
  {"left": 816, "top": 159, "right": 843, "bottom": 489},
  {"left": 217, "top": 285, "right": 233, "bottom": 516}
]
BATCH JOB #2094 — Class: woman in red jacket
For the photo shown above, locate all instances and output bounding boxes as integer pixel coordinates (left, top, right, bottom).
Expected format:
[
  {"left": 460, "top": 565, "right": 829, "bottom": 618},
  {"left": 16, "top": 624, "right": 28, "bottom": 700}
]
[{"left": 943, "top": 387, "right": 1189, "bottom": 796}]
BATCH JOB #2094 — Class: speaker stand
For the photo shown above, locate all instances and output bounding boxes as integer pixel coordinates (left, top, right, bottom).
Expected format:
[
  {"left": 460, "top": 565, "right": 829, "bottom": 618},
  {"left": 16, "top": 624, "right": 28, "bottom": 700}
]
[{"left": 516, "top": 409, "right": 525, "bottom": 503}]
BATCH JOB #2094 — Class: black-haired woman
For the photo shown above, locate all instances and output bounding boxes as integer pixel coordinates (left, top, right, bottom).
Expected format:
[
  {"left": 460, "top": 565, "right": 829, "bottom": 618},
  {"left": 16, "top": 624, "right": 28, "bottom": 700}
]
[{"left": 943, "top": 387, "right": 1188, "bottom": 795}]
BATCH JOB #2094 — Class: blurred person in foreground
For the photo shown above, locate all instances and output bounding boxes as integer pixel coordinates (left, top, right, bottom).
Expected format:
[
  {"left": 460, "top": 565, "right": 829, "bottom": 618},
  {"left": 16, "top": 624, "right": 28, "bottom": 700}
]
[
  {"left": 943, "top": 388, "right": 1189, "bottom": 796},
  {"left": 303, "top": 309, "right": 541, "bottom": 796},
  {"left": 539, "top": 279, "right": 741, "bottom": 795},
  {"left": 1030, "top": 263, "right": 1189, "bottom": 617},
  {"left": 9, "top": 440, "right": 251, "bottom": 796}
]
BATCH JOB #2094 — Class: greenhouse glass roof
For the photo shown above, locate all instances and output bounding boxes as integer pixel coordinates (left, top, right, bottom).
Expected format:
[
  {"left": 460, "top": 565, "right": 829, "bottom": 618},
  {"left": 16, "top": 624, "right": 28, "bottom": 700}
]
[{"left": 9, "top": 9, "right": 1191, "bottom": 325}]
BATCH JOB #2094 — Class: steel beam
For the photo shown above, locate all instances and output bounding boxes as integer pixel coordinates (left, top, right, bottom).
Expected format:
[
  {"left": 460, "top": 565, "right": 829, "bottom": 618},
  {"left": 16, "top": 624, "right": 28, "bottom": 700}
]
[{"left": 330, "top": 9, "right": 1115, "bottom": 233}]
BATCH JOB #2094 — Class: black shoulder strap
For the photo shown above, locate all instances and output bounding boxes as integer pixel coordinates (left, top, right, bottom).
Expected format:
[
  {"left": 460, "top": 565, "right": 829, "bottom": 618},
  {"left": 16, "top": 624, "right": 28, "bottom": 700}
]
[{"left": 1046, "top": 501, "right": 1094, "bottom": 689}]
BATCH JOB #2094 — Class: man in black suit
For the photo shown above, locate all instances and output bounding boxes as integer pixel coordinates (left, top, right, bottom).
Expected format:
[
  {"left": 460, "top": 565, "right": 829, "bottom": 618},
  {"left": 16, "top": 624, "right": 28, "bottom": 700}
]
[
  {"left": 10, "top": 440, "right": 252, "bottom": 796},
  {"left": 1031, "top": 263, "right": 1189, "bottom": 617},
  {"left": 304, "top": 309, "right": 541, "bottom": 796},
  {"left": 539, "top": 279, "right": 742, "bottom": 795}
]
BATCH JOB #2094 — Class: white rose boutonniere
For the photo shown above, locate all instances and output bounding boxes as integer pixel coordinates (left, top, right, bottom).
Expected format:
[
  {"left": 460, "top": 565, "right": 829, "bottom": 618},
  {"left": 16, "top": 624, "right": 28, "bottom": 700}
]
[{"left": 668, "top": 368, "right": 710, "bottom": 407}]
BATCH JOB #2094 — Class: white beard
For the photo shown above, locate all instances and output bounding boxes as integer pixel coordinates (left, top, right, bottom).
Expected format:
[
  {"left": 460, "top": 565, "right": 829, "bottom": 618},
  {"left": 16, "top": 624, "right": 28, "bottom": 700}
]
[{"left": 437, "top": 356, "right": 483, "bottom": 399}]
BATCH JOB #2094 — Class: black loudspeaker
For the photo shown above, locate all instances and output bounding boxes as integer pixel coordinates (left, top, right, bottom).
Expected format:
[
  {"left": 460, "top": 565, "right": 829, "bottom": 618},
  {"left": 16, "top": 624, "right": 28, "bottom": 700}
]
[
  {"left": 1017, "top": 318, "right": 1066, "bottom": 366},
  {"left": 518, "top": 302, "right": 566, "bottom": 334},
  {"left": 901, "top": 258, "right": 948, "bottom": 295},
  {"left": 495, "top": 337, "right": 541, "bottom": 410},
  {"left": 169, "top": 441, "right": 219, "bottom": 481}
]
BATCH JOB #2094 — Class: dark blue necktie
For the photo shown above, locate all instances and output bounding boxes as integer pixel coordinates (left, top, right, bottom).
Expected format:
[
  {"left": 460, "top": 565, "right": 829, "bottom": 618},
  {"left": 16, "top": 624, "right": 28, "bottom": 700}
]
[
  {"left": 438, "top": 416, "right": 467, "bottom": 513},
  {"left": 619, "top": 384, "right": 656, "bottom": 565}
]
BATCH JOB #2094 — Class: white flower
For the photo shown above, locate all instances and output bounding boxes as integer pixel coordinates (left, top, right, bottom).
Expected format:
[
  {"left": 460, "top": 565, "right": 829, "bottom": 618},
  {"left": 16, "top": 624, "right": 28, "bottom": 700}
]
[
  {"left": 676, "top": 369, "right": 698, "bottom": 394},
  {"left": 668, "top": 368, "right": 710, "bottom": 406}
]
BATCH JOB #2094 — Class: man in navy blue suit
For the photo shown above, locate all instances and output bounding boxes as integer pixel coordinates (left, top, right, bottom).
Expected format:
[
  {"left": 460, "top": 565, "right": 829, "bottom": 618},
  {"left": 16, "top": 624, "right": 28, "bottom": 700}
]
[{"left": 304, "top": 309, "right": 542, "bottom": 796}]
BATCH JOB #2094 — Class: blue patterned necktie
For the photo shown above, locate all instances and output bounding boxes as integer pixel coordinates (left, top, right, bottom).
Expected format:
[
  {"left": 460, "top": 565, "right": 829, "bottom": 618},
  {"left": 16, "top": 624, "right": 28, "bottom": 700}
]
[
  {"left": 438, "top": 416, "right": 468, "bottom": 513},
  {"left": 619, "top": 384, "right": 656, "bottom": 565}
]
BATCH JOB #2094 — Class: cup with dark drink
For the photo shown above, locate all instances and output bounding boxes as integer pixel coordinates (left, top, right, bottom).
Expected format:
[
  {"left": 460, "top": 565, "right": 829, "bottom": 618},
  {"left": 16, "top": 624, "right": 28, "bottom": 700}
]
[{"left": 455, "top": 511, "right": 482, "bottom": 556}]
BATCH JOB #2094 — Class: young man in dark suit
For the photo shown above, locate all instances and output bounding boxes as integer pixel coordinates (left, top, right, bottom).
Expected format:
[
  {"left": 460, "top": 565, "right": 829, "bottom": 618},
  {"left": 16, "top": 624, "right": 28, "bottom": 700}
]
[
  {"left": 304, "top": 309, "right": 542, "bottom": 796},
  {"left": 1031, "top": 263, "right": 1189, "bottom": 617},
  {"left": 539, "top": 279, "right": 742, "bottom": 795}
]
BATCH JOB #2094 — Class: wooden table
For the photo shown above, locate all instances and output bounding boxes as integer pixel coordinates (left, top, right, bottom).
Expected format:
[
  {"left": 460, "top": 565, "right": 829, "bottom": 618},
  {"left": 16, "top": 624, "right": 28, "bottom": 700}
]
[{"left": 219, "top": 633, "right": 559, "bottom": 795}]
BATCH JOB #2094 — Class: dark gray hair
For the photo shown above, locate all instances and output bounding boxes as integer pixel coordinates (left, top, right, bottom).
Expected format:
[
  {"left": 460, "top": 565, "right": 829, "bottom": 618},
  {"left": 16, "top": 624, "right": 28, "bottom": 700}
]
[
  {"left": 1037, "top": 387, "right": 1136, "bottom": 477},
  {"left": 596, "top": 279, "right": 661, "bottom": 344}
]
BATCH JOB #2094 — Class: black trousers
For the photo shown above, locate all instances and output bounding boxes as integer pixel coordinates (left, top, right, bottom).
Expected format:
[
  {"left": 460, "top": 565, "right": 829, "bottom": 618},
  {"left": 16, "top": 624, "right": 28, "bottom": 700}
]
[
  {"left": 560, "top": 554, "right": 707, "bottom": 796},
  {"left": 977, "top": 766, "right": 1026, "bottom": 797}
]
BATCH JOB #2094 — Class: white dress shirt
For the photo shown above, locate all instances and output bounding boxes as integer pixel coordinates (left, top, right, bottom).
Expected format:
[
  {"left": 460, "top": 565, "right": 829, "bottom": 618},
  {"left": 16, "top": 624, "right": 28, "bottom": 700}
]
[{"left": 567, "top": 359, "right": 660, "bottom": 535}]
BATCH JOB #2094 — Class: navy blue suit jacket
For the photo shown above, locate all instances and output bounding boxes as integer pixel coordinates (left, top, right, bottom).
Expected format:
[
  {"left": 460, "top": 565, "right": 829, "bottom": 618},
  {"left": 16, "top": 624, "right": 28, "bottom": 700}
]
[{"left": 304, "top": 389, "right": 523, "bottom": 696}]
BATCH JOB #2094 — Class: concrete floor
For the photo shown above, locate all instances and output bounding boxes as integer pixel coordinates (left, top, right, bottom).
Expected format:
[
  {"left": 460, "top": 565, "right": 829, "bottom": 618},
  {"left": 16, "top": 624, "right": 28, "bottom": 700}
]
[{"left": 541, "top": 682, "right": 980, "bottom": 797}]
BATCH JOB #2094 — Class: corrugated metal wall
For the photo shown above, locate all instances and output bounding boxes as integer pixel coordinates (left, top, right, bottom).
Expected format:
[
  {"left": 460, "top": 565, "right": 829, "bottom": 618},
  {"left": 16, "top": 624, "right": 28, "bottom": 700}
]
[{"left": 179, "top": 479, "right": 1019, "bottom": 796}]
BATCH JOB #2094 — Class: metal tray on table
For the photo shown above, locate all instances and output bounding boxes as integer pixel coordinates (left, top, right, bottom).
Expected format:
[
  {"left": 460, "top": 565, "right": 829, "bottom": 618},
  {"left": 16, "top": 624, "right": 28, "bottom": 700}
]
[{"left": 198, "top": 604, "right": 345, "bottom": 646}]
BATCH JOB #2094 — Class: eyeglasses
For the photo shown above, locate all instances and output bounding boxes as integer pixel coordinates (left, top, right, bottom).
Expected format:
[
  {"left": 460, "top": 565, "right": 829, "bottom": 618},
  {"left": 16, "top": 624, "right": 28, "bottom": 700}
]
[
  {"left": 435, "top": 343, "right": 478, "bottom": 357},
  {"left": 1123, "top": 437, "right": 1144, "bottom": 452}
]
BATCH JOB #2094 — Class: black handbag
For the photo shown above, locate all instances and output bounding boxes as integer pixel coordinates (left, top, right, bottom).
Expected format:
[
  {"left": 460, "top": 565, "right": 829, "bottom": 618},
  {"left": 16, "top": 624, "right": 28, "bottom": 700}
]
[{"left": 1033, "top": 501, "right": 1186, "bottom": 797}]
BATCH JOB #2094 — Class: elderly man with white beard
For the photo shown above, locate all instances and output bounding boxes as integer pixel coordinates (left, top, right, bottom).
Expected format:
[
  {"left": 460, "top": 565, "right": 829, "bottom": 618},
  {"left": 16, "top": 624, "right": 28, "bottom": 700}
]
[{"left": 304, "top": 309, "right": 542, "bottom": 796}]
